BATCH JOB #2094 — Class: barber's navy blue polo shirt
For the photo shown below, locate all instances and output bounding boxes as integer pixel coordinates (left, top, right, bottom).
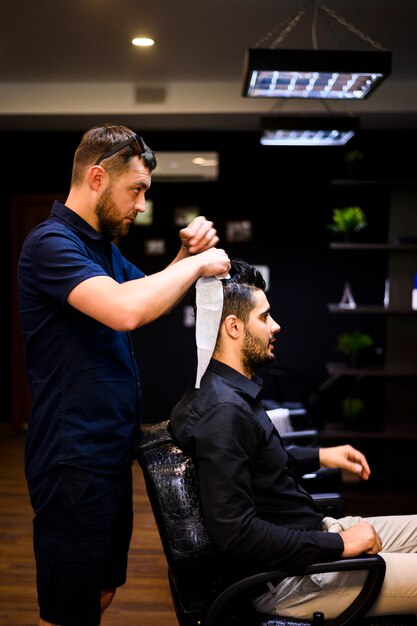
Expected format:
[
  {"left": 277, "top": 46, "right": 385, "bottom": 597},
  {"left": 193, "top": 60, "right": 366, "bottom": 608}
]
[{"left": 18, "top": 201, "right": 144, "bottom": 480}]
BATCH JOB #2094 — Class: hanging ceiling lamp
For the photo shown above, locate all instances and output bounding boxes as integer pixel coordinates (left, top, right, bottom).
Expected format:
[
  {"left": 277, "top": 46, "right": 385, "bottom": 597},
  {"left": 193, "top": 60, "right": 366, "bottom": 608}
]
[
  {"left": 260, "top": 115, "right": 359, "bottom": 146},
  {"left": 242, "top": 2, "right": 391, "bottom": 101}
]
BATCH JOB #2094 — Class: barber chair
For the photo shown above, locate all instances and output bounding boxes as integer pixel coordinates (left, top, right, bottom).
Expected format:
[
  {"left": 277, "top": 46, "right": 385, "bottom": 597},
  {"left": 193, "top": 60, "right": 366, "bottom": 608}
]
[{"left": 135, "top": 420, "right": 398, "bottom": 626}]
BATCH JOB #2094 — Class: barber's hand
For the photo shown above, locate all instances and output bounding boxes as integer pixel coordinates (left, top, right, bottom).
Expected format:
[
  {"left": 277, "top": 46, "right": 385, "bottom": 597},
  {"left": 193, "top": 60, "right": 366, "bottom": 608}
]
[
  {"left": 340, "top": 521, "right": 382, "bottom": 557},
  {"left": 198, "top": 248, "right": 231, "bottom": 278},
  {"left": 319, "top": 444, "right": 370, "bottom": 480},
  {"left": 180, "top": 216, "right": 219, "bottom": 254}
]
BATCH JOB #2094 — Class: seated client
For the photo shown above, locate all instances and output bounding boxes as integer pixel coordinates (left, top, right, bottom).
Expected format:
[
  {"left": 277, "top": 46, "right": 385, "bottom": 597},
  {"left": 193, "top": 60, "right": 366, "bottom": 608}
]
[{"left": 168, "top": 258, "right": 417, "bottom": 619}]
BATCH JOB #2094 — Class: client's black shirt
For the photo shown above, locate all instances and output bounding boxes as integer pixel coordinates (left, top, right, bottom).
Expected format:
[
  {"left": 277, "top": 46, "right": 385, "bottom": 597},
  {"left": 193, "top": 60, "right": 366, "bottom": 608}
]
[{"left": 169, "top": 359, "right": 344, "bottom": 570}]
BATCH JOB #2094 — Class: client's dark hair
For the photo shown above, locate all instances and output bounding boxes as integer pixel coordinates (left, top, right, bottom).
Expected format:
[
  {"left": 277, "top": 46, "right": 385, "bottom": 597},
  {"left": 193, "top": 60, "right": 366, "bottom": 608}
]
[{"left": 220, "top": 259, "right": 266, "bottom": 324}]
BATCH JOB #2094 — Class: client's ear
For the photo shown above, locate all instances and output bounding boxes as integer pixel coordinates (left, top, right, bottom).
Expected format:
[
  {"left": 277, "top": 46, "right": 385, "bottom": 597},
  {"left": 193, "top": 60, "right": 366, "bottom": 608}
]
[{"left": 223, "top": 315, "right": 243, "bottom": 340}]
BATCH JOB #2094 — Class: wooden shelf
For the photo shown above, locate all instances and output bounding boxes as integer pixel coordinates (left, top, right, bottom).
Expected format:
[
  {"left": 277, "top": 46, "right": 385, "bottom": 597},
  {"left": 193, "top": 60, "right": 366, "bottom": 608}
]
[
  {"left": 319, "top": 429, "right": 417, "bottom": 441},
  {"left": 329, "top": 242, "right": 417, "bottom": 251},
  {"left": 326, "top": 362, "right": 417, "bottom": 377},
  {"left": 330, "top": 179, "right": 417, "bottom": 188},
  {"left": 327, "top": 304, "right": 417, "bottom": 314}
]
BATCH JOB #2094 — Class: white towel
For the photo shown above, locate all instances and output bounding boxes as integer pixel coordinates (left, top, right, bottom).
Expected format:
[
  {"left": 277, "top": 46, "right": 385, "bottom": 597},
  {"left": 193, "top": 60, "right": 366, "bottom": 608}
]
[{"left": 195, "top": 276, "right": 225, "bottom": 388}]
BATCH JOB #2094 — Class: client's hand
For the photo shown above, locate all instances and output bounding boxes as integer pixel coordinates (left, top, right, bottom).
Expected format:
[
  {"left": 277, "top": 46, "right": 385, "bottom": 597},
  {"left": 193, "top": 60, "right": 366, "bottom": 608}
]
[
  {"left": 319, "top": 444, "right": 370, "bottom": 480},
  {"left": 340, "top": 521, "right": 382, "bottom": 557}
]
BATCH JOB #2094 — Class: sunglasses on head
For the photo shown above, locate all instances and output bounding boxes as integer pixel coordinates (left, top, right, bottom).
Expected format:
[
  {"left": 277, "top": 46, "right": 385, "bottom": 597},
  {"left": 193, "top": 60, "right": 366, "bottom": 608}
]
[{"left": 95, "top": 134, "right": 146, "bottom": 166}]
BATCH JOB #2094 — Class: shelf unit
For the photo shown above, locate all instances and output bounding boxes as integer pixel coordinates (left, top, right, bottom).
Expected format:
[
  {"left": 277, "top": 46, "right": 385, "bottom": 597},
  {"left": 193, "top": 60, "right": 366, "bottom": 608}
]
[
  {"left": 330, "top": 242, "right": 417, "bottom": 251},
  {"left": 327, "top": 304, "right": 417, "bottom": 314},
  {"left": 326, "top": 363, "right": 417, "bottom": 378},
  {"left": 326, "top": 180, "right": 417, "bottom": 435}
]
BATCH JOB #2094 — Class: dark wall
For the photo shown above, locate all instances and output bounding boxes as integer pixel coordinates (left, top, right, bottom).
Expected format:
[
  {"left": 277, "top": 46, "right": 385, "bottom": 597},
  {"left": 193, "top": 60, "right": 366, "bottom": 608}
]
[{"left": 5, "top": 127, "right": 416, "bottom": 424}]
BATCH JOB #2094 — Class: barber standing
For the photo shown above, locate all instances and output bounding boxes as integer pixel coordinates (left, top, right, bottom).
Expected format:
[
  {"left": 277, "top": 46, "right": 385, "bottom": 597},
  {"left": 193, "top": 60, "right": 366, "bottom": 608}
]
[{"left": 17, "top": 123, "right": 230, "bottom": 626}]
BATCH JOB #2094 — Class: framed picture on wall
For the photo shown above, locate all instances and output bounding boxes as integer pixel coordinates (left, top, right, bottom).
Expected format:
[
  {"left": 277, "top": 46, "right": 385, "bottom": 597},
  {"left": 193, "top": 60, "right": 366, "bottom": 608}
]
[
  {"left": 144, "top": 239, "right": 166, "bottom": 255},
  {"left": 225, "top": 219, "right": 253, "bottom": 243},
  {"left": 133, "top": 199, "right": 154, "bottom": 226},
  {"left": 173, "top": 206, "right": 200, "bottom": 227}
]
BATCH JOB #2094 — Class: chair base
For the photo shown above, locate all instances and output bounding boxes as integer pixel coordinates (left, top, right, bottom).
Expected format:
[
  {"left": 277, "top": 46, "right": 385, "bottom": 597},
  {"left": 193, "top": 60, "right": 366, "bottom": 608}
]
[{"left": 258, "top": 615, "right": 417, "bottom": 626}]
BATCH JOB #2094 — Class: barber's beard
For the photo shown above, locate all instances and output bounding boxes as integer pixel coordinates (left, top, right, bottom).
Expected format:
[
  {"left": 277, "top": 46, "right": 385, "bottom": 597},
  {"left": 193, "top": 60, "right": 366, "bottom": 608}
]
[
  {"left": 96, "top": 186, "right": 129, "bottom": 239},
  {"left": 242, "top": 328, "right": 275, "bottom": 375}
]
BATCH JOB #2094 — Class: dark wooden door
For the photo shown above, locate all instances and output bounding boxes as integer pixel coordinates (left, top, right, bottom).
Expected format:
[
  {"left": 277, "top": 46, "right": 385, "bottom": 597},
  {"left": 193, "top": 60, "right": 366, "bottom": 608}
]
[{"left": 10, "top": 194, "right": 65, "bottom": 429}]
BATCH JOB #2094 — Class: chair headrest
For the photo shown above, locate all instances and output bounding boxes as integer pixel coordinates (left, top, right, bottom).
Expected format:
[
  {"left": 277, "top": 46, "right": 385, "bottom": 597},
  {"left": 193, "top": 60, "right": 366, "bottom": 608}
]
[{"left": 136, "top": 419, "right": 173, "bottom": 452}]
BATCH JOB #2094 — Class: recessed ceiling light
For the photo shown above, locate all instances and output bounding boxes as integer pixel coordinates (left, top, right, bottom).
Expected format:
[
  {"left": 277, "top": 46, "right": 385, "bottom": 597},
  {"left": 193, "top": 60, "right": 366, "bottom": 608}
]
[{"left": 132, "top": 37, "right": 155, "bottom": 47}]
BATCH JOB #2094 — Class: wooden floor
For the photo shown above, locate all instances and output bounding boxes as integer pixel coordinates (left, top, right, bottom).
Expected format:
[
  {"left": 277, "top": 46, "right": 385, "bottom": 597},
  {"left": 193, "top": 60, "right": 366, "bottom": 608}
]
[
  {"left": 2, "top": 423, "right": 417, "bottom": 626},
  {"left": 0, "top": 423, "right": 178, "bottom": 626}
]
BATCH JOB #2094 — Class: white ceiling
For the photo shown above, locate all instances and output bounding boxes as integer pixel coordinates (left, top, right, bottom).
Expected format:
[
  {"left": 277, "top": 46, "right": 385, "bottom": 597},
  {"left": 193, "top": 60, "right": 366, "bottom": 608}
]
[{"left": 1, "top": 0, "right": 417, "bottom": 132}]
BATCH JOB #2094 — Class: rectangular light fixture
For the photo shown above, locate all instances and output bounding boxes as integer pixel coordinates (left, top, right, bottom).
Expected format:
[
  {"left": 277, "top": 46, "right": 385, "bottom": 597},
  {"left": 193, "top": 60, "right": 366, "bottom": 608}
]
[
  {"left": 242, "top": 49, "right": 391, "bottom": 100},
  {"left": 260, "top": 116, "right": 359, "bottom": 147}
]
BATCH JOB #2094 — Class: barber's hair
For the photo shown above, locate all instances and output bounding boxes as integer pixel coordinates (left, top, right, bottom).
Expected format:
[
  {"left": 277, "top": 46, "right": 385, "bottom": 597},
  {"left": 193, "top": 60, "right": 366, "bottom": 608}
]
[
  {"left": 220, "top": 258, "right": 266, "bottom": 325},
  {"left": 71, "top": 123, "right": 157, "bottom": 185}
]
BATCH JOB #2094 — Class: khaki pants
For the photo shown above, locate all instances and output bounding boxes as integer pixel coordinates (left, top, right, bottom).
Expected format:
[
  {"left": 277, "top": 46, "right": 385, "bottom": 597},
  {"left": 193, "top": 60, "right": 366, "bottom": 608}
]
[{"left": 252, "top": 514, "right": 417, "bottom": 619}]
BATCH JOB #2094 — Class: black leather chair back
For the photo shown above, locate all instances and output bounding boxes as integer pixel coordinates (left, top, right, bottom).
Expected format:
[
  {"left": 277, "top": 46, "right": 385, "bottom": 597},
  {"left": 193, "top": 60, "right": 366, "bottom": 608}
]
[{"left": 136, "top": 420, "right": 228, "bottom": 625}]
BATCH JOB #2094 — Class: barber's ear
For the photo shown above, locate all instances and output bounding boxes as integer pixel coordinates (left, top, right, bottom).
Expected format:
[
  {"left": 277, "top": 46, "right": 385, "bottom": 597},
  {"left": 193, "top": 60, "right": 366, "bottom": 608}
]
[
  {"left": 88, "top": 164, "right": 107, "bottom": 191},
  {"left": 223, "top": 315, "right": 243, "bottom": 339}
]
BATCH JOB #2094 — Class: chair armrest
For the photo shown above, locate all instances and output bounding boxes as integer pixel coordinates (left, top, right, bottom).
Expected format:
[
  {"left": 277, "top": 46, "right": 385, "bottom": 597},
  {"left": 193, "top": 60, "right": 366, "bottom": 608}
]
[
  {"left": 203, "top": 555, "right": 386, "bottom": 626},
  {"left": 281, "top": 430, "right": 318, "bottom": 446},
  {"left": 312, "top": 492, "right": 346, "bottom": 518}
]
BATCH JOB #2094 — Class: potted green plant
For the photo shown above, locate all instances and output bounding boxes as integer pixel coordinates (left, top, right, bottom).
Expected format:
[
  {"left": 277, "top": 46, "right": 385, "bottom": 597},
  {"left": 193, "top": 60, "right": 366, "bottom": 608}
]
[
  {"left": 341, "top": 396, "right": 364, "bottom": 429},
  {"left": 337, "top": 329, "right": 374, "bottom": 368},
  {"left": 327, "top": 206, "right": 367, "bottom": 241},
  {"left": 344, "top": 149, "right": 365, "bottom": 179}
]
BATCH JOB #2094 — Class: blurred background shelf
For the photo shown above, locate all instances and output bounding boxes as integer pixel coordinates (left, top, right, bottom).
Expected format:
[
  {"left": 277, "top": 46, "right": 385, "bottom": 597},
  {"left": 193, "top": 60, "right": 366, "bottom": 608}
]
[
  {"left": 325, "top": 362, "right": 417, "bottom": 377},
  {"left": 330, "top": 242, "right": 417, "bottom": 250},
  {"left": 327, "top": 304, "right": 417, "bottom": 314}
]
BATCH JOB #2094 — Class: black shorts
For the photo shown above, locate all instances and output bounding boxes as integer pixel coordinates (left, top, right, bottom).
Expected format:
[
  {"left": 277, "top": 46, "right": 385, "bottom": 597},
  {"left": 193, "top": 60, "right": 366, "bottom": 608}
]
[{"left": 28, "top": 465, "right": 133, "bottom": 626}]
